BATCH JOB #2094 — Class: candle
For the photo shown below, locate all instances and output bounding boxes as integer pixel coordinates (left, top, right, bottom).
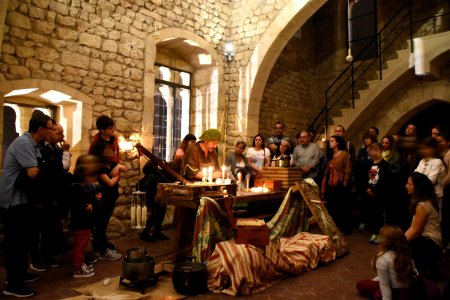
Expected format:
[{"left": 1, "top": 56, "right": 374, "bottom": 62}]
[
  {"left": 136, "top": 205, "right": 142, "bottom": 228},
  {"left": 237, "top": 172, "right": 242, "bottom": 191},
  {"left": 202, "top": 167, "right": 207, "bottom": 182},
  {"left": 131, "top": 204, "right": 136, "bottom": 228},
  {"left": 141, "top": 205, "right": 148, "bottom": 226},
  {"left": 222, "top": 165, "right": 226, "bottom": 179},
  {"left": 208, "top": 166, "right": 213, "bottom": 183}
]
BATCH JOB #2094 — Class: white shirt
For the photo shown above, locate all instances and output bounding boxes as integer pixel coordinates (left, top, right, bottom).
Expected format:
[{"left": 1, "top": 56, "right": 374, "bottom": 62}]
[
  {"left": 415, "top": 158, "right": 445, "bottom": 197},
  {"left": 246, "top": 147, "right": 270, "bottom": 175},
  {"left": 375, "top": 250, "right": 416, "bottom": 300}
]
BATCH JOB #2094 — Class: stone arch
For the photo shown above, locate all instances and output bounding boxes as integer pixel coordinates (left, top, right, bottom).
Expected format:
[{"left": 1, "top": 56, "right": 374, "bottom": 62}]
[
  {"left": 349, "top": 78, "right": 450, "bottom": 148},
  {"left": 0, "top": 79, "right": 94, "bottom": 167},
  {"left": 142, "top": 28, "right": 226, "bottom": 153},
  {"left": 239, "top": 0, "right": 327, "bottom": 137}
]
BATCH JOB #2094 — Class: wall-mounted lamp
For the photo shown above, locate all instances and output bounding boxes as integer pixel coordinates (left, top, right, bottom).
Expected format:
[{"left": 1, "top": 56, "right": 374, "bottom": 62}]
[
  {"left": 346, "top": 0, "right": 358, "bottom": 63},
  {"left": 346, "top": 48, "right": 353, "bottom": 63},
  {"left": 224, "top": 41, "right": 235, "bottom": 61}
]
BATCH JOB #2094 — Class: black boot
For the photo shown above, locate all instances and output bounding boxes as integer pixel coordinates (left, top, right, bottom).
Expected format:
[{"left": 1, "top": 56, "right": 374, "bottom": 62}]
[
  {"left": 140, "top": 233, "right": 156, "bottom": 243},
  {"left": 152, "top": 232, "right": 169, "bottom": 241}
]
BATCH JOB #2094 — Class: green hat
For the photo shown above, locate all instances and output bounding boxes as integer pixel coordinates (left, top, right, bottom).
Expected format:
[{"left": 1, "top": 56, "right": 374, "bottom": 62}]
[{"left": 199, "top": 128, "right": 221, "bottom": 141}]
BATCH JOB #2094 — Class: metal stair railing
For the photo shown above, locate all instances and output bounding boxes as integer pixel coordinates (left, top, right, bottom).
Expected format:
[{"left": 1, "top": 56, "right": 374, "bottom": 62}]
[{"left": 308, "top": 0, "right": 450, "bottom": 140}]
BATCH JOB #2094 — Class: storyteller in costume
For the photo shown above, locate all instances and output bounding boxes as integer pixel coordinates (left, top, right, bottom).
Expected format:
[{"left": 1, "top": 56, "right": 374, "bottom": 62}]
[{"left": 183, "top": 129, "right": 222, "bottom": 181}]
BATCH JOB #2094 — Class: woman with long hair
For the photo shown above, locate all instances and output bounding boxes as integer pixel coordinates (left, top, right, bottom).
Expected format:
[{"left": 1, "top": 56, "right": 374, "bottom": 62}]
[
  {"left": 356, "top": 226, "right": 418, "bottom": 300},
  {"left": 172, "top": 133, "right": 196, "bottom": 174},
  {"left": 405, "top": 172, "right": 442, "bottom": 276},
  {"left": 225, "top": 140, "right": 251, "bottom": 182},
  {"left": 321, "top": 135, "right": 352, "bottom": 234},
  {"left": 246, "top": 134, "right": 271, "bottom": 185}
]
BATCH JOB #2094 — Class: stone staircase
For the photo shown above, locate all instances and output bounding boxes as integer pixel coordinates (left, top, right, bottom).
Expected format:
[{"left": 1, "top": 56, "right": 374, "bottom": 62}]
[{"left": 324, "top": 30, "right": 450, "bottom": 142}]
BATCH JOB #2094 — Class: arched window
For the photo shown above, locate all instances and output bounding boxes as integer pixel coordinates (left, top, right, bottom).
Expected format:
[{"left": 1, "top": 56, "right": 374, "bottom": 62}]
[{"left": 153, "top": 64, "right": 191, "bottom": 161}]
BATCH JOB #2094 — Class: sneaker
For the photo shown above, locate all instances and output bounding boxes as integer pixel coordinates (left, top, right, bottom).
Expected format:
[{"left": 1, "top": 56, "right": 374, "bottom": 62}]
[
  {"left": 73, "top": 265, "right": 95, "bottom": 278},
  {"left": 369, "top": 234, "right": 380, "bottom": 244},
  {"left": 83, "top": 263, "right": 94, "bottom": 271},
  {"left": 3, "top": 284, "right": 36, "bottom": 298},
  {"left": 45, "top": 258, "right": 61, "bottom": 268},
  {"left": 106, "top": 242, "right": 118, "bottom": 251},
  {"left": 30, "top": 261, "right": 49, "bottom": 272},
  {"left": 97, "top": 249, "right": 122, "bottom": 261},
  {"left": 24, "top": 272, "right": 40, "bottom": 283},
  {"left": 84, "top": 254, "right": 98, "bottom": 264},
  {"left": 358, "top": 223, "right": 366, "bottom": 231}
]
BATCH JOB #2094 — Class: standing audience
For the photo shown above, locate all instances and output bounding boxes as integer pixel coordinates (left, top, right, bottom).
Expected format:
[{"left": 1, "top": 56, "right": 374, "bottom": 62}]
[
  {"left": 440, "top": 130, "right": 450, "bottom": 251},
  {"left": 0, "top": 113, "right": 52, "bottom": 298},
  {"left": 225, "top": 141, "right": 251, "bottom": 182},
  {"left": 267, "top": 121, "right": 292, "bottom": 159},
  {"left": 292, "top": 130, "right": 323, "bottom": 184},
  {"left": 355, "top": 133, "right": 377, "bottom": 231},
  {"left": 88, "top": 115, "right": 128, "bottom": 261},
  {"left": 70, "top": 155, "right": 102, "bottom": 278},
  {"left": 334, "top": 125, "right": 356, "bottom": 163},
  {"left": 271, "top": 139, "right": 294, "bottom": 166},
  {"left": 414, "top": 137, "right": 445, "bottom": 219},
  {"left": 321, "top": 135, "right": 352, "bottom": 234},
  {"left": 246, "top": 134, "right": 271, "bottom": 185},
  {"left": 382, "top": 135, "right": 409, "bottom": 228},
  {"left": 366, "top": 143, "right": 392, "bottom": 244},
  {"left": 138, "top": 160, "right": 173, "bottom": 242}
]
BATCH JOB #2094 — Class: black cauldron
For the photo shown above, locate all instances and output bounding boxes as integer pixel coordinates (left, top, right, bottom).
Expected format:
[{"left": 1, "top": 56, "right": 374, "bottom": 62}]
[
  {"left": 172, "top": 260, "right": 208, "bottom": 295},
  {"left": 120, "top": 247, "right": 157, "bottom": 293}
]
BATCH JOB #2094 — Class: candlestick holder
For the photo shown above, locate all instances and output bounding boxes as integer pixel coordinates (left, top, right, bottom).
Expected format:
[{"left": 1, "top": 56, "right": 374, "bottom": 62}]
[{"left": 131, "top": 191, "right": 147, "bottom": 229}]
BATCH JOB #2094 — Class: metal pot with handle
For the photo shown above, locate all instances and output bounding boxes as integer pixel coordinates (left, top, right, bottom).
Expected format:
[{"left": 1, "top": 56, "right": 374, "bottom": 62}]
[{"left": 172, "top": 259, "right": 207, "bottom": 295}]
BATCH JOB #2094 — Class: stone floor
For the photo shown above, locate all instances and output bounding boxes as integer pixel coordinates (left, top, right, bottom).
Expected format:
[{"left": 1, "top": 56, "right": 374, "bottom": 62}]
[{"left": 0, "top": 228, "right": 449, "bottom": 299}]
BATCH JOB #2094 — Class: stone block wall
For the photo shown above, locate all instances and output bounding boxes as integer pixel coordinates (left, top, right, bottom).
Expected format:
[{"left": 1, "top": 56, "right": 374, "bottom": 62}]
[{"left": 0, "top": 0, "right": 346, "bottom": 236}]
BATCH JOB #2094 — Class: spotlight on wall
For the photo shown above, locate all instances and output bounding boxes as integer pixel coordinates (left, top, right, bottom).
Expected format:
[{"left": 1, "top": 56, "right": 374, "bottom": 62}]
[{"left": 224, "top": 41, "right": 235, "bottom": 61}]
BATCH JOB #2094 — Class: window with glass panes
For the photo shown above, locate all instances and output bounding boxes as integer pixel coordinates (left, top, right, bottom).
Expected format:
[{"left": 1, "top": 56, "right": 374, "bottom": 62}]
[{"left": 153, "top": 64, "right": 191, "bottom": 162}]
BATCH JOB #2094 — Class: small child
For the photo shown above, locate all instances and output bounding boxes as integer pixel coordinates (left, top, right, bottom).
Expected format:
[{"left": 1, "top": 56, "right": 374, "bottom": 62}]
[
  {"left": 356, "top": 226, "right": 419, "bottom": 299},
  {"left": 70, "top": 155, "right": 102, "bottom": 278},
  {"left": 366, "top": 143, "right": 392, "bottom": 244}
]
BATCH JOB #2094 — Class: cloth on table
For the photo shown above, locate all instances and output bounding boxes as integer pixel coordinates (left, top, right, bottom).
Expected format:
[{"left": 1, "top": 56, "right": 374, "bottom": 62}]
[
  {"left": 192, "top": 196, "right": 235, "bottom": 263},
  {"left": 192, "top": 184, "right": 311, "bottom": 264},
  {"left": 207, "top": 232, "right": 336, "bottom": 296}
]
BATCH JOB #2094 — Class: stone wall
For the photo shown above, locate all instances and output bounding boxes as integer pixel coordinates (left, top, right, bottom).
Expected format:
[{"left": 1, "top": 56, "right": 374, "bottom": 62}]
[
  {"left": 258, "top": 1, "right": 342, "bottom": 141},
  {"left": 0, "top": 0, "right": 308, "bottom": 237},
  {"left": 258, "top": 21, "right": 317, "bottom": 141}
]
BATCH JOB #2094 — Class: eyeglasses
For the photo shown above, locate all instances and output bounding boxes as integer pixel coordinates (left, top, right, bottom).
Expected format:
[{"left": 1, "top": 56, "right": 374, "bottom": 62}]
[{"left": 46, "top": 127, "right": 56, "bottom": 131}]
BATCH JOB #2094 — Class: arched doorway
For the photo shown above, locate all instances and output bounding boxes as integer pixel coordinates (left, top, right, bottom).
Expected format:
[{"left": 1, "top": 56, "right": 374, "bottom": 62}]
[
  {"left": 0, "top": 79, "right": 94, "bottom": 169},
  {"left": 399, "top": 101, "right": 450, "bottom": 139}
]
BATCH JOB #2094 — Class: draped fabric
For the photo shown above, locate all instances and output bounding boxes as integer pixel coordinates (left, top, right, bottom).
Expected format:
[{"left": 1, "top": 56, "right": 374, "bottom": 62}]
[
  {"left": 207, "top": 233, "right": 336, "bottom": 296},
  {"left": 192, "top": 184, "right": 311, "bottom": 264},
  {"left": 191, "top": 197, "right": 235, "bottom": 263},
  {"left": 267, "top": 187, "right": 310, "bottom": 240},
  {"left": 190, "top": 180, "right": 336, "bottom": 296}
]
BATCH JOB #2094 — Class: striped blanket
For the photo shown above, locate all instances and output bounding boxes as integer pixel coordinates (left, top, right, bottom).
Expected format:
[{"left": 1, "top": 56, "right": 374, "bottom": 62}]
[{"left": 207, "top": 232, "right": 336, "bottom": 296}]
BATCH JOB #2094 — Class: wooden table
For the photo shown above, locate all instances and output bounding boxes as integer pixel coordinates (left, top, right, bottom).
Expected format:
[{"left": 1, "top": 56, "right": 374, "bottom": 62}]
[{"left": 156, "top": 183, "right": 287, "bottom": 256}]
